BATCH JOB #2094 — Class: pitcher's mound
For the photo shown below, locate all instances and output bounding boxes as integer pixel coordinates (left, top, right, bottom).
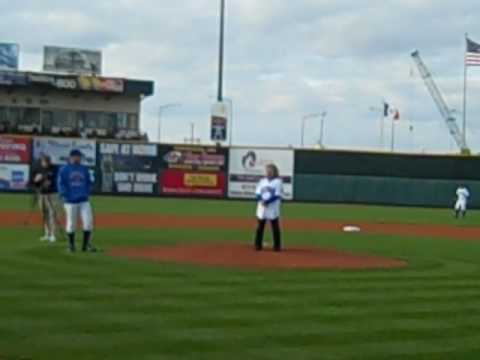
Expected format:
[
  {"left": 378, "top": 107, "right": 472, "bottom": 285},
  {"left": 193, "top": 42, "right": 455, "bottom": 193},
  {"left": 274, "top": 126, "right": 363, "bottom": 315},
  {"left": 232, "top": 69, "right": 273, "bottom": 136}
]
[{"left": 110, "top": 243, "right": 407, "bottom": 270}]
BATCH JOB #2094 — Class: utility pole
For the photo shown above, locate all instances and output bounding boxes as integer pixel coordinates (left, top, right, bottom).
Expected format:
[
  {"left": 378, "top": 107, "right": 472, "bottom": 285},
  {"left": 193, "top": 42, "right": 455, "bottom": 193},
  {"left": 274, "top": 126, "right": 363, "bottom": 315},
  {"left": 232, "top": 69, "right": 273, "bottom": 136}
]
[
  {"left": 217, "top": 0, "right": 226, "bottom": 102},
  {"left": 301, "top": 113, "right": 321, "bottom": 148},
  {"left": 190, "top": 122, "right": 195, "bottom": 144},
  {"left": 319, "top": 111, "right": 328, "bottom": 148}
]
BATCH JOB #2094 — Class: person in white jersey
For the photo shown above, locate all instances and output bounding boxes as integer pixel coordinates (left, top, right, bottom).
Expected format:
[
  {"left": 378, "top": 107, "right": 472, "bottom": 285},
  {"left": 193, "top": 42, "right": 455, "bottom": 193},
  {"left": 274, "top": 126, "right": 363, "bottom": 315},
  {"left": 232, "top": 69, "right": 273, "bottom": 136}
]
[
  {"left": 254, "top": 164, "right": 283, "bottom": 252},
  {"left": 454, "top": 185, "right": 470, "bottom": 219}
]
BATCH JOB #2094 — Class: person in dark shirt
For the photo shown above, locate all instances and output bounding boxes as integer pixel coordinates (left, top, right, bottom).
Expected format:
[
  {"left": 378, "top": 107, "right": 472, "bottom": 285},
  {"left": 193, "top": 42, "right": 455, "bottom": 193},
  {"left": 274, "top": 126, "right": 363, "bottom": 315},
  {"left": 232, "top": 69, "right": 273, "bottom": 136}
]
[{"left": 32, "top": 154, "right": 58, "bottom": 242}]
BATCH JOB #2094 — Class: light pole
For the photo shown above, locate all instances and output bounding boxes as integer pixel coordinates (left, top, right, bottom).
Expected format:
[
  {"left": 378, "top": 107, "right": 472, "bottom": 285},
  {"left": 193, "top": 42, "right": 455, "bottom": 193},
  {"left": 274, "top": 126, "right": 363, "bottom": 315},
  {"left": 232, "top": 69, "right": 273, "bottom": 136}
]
[
  {"left": 158, "top": 103, "right": 181, "bottom": 143},
  {"left": 190, "top": 122, "right": 195, "bottom": 144},
  {"left": 319, "top": 111, "right": 328, "bottom": 148},
  {"left": 217, "top": 0, "right": 226, "bottom": 102},
  {"left": 301, "top": 113, "right": 322, "bottom": 148}
]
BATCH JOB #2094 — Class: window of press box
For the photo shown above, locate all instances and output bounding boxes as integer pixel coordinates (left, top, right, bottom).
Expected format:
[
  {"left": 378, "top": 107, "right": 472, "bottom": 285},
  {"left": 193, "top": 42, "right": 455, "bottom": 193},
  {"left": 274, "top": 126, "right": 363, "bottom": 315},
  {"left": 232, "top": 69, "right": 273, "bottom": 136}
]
[
  {"left": 9, "top": 107, "right": 41, "bottom": 125},
  {"left": 52, "top": 110, "right": 75, "bottom": 127},
  {"left": 127, "top": 114, "right": 138, "bottom": 129}
]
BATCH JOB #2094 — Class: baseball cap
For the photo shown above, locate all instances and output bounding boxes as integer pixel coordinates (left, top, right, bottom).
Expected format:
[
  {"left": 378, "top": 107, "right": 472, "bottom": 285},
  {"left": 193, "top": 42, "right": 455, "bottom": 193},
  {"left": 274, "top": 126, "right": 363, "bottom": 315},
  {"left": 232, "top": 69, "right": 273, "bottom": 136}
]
[{"left": 70, "top": 149, "right": 83, "bottom": 157}]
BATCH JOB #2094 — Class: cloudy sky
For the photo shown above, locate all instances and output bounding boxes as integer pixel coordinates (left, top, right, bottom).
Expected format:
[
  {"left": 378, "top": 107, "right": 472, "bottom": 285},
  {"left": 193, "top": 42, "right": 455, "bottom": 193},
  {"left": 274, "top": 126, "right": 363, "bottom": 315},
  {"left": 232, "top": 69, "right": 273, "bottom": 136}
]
[{"left": 2, "top": 0, "right": 480, "bottom": 153}]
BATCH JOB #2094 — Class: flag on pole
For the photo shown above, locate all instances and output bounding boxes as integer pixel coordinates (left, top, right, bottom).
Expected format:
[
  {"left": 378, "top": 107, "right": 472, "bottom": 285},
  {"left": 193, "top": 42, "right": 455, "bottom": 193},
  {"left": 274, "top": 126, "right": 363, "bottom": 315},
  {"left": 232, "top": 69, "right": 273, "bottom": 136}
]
[
  {"left": 393, "top": 109, "right": 400, "bottom": 121},
  {"left": 465, "top": 37, "right": 480, "bottom": 66},
  {"left": 383, "top": 102, "right": 390, "bottom": 117}
]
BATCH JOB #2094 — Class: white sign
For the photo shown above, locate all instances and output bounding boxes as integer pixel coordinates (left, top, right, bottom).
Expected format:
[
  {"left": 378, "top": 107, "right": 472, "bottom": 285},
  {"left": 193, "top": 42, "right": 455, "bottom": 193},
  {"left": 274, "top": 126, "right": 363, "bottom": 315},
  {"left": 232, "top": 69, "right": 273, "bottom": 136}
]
[
  {"left": 99, "top": 143, "right": 157, "bottom": 157},
  {"left": 33, "top": 138, "right": 96, "bottom": 167},
  {"left": 228, "top": 148, "right": 294, "bottom": 199},
  {"left": 0, "top": 163, "right": 30, "bottom": 191},
  {"left": 44, "top": 46, "right": 102, "bottom": 75}
]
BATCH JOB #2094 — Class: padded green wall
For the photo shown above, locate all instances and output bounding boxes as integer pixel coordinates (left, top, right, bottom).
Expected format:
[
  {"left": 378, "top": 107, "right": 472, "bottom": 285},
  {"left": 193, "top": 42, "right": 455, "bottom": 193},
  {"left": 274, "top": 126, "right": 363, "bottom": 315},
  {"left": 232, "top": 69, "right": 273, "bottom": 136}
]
[{"left": 295, "top": 174, "right": 480, "bottom": 208}]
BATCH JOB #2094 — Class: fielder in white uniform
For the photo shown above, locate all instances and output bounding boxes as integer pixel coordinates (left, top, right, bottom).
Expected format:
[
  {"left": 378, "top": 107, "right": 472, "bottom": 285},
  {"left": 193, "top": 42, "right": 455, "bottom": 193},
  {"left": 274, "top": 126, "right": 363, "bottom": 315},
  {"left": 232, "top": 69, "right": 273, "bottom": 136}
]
[
  {"left": 57, "top": 149, "right": 96, "bottom": 252},
  {"left": 254, "top": 164, "right": 283, "bottom": 251},
  {"left": 454, "top": 185, "right": 470, "bottom": 219}
]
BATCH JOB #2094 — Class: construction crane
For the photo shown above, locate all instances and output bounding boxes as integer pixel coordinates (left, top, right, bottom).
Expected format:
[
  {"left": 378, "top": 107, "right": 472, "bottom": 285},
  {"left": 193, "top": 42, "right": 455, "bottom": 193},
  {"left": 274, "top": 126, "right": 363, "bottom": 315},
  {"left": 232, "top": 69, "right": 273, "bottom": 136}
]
[{"left": 411, "top": 50, "right": 470, "bottom": 154}]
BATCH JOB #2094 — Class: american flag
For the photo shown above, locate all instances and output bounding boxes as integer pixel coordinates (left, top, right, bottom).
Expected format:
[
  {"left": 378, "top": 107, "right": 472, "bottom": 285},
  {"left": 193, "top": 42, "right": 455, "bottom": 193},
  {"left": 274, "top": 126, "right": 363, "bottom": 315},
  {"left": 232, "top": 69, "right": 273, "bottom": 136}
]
[{"left": 466, "top": 38, "right": 480, "bottom": 66}]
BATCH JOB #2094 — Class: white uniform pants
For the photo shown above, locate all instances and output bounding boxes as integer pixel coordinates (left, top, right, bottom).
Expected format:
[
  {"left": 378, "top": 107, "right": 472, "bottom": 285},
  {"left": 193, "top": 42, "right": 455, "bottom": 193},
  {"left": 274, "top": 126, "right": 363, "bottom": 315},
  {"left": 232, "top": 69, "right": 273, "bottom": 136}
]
[
  {"left": 64, "top": 202, "right": 94, "bottom": 233},
  {"left": 455, "top": 199, "right": 467, "bottom": 212}
]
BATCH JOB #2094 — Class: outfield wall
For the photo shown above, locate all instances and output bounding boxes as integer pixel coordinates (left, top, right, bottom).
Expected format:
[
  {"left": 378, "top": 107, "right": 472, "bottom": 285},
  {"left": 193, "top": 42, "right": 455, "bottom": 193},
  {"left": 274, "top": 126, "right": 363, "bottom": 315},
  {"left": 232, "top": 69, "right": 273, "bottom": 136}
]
[
  {"left": 295, "top": 150, "right": 480, "bottom": 208},
  {"left": 2, "top": 135, "right": 479, "bottom": 208}
]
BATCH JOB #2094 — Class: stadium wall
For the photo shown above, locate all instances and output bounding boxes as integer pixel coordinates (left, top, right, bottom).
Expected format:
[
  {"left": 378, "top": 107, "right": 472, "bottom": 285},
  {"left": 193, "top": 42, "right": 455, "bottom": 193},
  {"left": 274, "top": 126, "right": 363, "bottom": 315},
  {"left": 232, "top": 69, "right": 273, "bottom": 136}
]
[
  {"left": 294, "top": 150, "right": 480, "bottom": 207},
  {"left": 2, "top": 134, "right": 480, "bottom": 208}
]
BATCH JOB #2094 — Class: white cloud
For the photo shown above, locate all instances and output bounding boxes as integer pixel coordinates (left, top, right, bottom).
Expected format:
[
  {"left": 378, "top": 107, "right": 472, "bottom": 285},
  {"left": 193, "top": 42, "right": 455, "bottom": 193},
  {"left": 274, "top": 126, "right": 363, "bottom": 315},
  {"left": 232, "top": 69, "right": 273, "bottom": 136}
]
[{"left": 1, "top": 0, "right": 480, "bottom": 152}]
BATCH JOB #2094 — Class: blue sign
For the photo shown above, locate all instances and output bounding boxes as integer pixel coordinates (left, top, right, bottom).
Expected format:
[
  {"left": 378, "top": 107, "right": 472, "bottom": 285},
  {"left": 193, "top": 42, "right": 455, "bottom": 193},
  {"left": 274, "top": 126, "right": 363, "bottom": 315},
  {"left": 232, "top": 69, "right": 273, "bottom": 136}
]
[
  {"left": 0, "top": 71, "right": 28, "bottom": 86},
  {"left": 0, "top": 43, "right": 19, "bottom": 70}
]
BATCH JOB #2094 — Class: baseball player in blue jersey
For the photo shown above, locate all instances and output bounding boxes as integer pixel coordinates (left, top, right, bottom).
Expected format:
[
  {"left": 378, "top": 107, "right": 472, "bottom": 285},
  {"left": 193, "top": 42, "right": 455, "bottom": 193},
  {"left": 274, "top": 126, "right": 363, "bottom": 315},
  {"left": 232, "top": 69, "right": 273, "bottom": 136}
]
[{"left": 57, "top": 149, "right": 96, "bottom": 252}]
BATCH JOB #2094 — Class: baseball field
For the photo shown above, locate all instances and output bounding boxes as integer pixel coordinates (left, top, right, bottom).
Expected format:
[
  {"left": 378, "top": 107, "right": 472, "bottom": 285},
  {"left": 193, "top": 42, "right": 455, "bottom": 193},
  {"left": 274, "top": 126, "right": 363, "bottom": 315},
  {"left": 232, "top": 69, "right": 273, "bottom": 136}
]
[{"left": 1, "top": 193, "right": 480, "bottom": 359}]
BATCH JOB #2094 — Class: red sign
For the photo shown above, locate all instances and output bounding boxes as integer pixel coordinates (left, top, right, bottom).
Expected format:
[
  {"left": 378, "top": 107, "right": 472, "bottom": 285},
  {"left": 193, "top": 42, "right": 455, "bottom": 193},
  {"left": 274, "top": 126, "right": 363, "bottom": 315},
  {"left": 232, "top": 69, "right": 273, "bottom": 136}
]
[
  {"left": 0, "top": 136, "right": 31, "bottom": 163},
  {"left": 160, "top": 169, "right": 226, "bottom": 197}
]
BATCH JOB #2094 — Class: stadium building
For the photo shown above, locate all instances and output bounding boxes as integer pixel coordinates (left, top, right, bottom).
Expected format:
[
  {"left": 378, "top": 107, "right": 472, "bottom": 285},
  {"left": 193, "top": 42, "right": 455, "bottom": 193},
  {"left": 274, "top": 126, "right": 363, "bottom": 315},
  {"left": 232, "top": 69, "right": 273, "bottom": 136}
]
[{"left": 0, "top": 46, "right": 154, "bottom": 141}]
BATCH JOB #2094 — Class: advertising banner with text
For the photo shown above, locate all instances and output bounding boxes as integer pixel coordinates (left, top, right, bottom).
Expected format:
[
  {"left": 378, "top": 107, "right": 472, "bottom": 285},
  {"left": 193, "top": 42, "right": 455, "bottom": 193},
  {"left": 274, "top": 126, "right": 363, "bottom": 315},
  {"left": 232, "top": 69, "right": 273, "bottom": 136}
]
[
  {"left": 0, "top": 136, "right": 31, "bottom": 163},
  {"left": 0, "top": 163, "right": 30, "bottom": 191},
  {"left": 159, "top": 145, "right": 228, "bottom": 198},
  {"left": 97, "top": 142, "right": 160, "bottom": 194},
  {"left": 228, "top": 148, "right": 294, "bottom": 199},
  {"left": 33, "top": 137, "right": 96, "bottom": 167}
]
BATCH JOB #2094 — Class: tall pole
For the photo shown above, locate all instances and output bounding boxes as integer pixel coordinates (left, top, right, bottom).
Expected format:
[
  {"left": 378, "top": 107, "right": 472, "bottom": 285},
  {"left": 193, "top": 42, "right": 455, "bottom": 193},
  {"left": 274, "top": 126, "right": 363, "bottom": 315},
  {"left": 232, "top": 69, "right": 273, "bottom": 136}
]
[
  {"left": 369, "top": 106, "right": 384, "bottom": 150},
  {"left": 390, "top": 118, "right": 395, "bottom": 152},
  {"left": 320, "top": 111, "right": 327, "bottom": 148},
  {"left": 301, "top": 113, "right": 321, "bottom": 148},
  {"left": 463, "top": 33, "right": 468, "bottom": 147},
  {"left": 217, "top": 0, "right": 225, "bottom": 102},
  {"left": 190, "top": 122, "right": 195, "bottom": 144},
  {"left": 380, "top": 111, "right": 385, "bottom": 150}
]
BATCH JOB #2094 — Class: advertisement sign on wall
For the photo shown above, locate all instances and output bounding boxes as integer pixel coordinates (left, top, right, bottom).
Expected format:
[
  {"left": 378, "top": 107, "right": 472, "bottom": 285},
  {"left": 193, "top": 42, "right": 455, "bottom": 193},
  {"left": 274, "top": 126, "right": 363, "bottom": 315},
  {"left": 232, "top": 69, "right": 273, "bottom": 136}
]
[
  {"left": 210, "top": 102, "right": 228, "bottom": 142},
  {"left": 44, "top": 46, "right": 102, "bottom": 75},
  {"left": 228, "top": 148, "right": 294, "bottom": 199},
  {"left": 78, "top": 76, "right": 124, "bottom": 93},
  {"left": 159, "top": 145, "right": 228, "bottom": 197},
  {"left": 0, "top": 136, "right": 31, "bottom": 163},
  {"left": 0, "top": 163, "right": 30, "bottom": 191},
  {"left": 0, "top": 43, "right": 19, "bottom": 70},
  {"left": 33, "top": 138, "right": 96, "bottom": 167},
  {"left": 98, "top": 142, "right": 159, "bottom": 194},
  {"left": 0, "top": 71, "right": 28, "bottom": 86}
]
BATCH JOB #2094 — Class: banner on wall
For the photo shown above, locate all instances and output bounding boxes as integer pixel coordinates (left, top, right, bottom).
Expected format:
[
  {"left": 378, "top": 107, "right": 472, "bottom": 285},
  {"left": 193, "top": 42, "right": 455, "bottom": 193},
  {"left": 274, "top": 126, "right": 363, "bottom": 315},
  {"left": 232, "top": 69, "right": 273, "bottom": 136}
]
[
  {"left": 0, "top": 163, "right": 30, "bottom": 191},
  {"left": 78, "top": 76, "right": 124, "bottom": 93},
  {"left": 159, "top": 145, "right": 228, "bottom": 197},
  {"left": 33, "top": 138, "right": 96, "bottom": 167},
  {"left": 0, "top": 136, "right": 31, "bottom": 163},
  {"left": 0, "top": 71, "right": 28, "bottom": 86},
  {"left": 228, "top": 148, "right": 294, "bottom": 199},
  {"left": 98, "top": 142, "right": 159, "bottom": 194}
]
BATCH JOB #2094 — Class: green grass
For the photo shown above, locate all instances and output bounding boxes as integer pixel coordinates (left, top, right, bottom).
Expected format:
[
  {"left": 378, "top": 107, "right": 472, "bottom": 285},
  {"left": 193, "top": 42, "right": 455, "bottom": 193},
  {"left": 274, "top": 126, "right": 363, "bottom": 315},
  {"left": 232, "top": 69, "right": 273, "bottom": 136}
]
[{"left": 0, "top": 194, "right": 480, "bottom": 359}]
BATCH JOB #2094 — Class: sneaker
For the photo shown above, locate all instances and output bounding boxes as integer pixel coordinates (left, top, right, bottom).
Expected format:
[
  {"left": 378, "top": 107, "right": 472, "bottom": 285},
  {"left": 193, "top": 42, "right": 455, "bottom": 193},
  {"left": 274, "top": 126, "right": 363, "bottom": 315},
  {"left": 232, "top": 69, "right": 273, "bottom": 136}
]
[
  {"left": 40, "top": 235, "right": 49, "bottom": 242},
  {"left": 48, "top": 236, "right": 56, "bottom": 243},
  {"left": 83, "top": 245, "right": 98, "bottom": 253}
]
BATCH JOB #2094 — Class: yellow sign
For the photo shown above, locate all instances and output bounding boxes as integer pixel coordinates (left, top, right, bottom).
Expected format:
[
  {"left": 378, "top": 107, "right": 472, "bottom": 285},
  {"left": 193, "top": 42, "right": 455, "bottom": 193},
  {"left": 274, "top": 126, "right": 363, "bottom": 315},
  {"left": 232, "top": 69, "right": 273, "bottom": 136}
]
[{"left": 184, "top": 173, "right": 218, "bottom": 188}]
